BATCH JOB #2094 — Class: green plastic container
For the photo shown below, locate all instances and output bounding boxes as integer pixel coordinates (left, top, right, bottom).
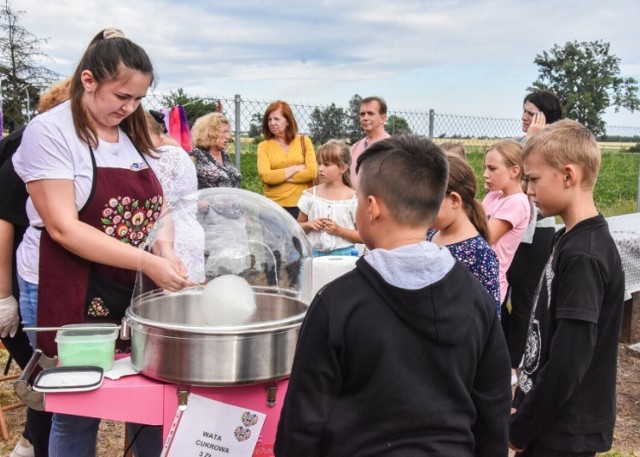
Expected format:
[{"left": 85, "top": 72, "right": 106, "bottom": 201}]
[{"left": 55, "top": 324, "right": 119, "bottom": 371}]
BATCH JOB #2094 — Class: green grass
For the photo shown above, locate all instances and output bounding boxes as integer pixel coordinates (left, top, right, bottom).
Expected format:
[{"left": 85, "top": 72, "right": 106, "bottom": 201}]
[
  {"left": 231, "top": 142, "right": 639, "bottom": 217},
  {"left": 596, "top": 152, "right": 640, "bottom": 214},
  {"left": 467, "top": 151, "right": 639, "bottom": 216},
  {"left": 228, "top": 143, "right": 263, "bottom": 194}
]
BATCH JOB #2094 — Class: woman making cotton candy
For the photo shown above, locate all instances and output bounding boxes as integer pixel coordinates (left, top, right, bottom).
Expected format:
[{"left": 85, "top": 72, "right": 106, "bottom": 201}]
[{"left": 13, "top": 30, "right": 192, "bottom": 456}]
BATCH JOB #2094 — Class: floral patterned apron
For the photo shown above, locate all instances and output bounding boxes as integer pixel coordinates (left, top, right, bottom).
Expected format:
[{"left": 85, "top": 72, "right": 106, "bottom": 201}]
[{"left": 36, "top": 146, "right": 163, "bottom": 356}]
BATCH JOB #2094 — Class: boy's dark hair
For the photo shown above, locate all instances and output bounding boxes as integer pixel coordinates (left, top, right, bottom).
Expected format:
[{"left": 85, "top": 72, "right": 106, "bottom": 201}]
[{"left": 356, "top": 135, "right": 448, "bottom": 226}]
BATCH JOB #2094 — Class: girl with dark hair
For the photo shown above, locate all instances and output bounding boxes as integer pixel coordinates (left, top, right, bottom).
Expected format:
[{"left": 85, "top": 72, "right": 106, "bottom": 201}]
[
  {"left": 257, "top": 100, "right": 317, "bottom": 218},
  {"left": 428, "top": 154, "right": 501, "bottom": 315},
  {"left": 13, "top": 30, "right": 192, "bottom": 456}
]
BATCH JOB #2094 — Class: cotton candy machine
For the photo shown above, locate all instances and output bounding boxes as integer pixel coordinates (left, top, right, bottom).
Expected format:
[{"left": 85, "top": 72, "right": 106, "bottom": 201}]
[{"left": 125, "top": 188, "right": 313, "bottom": 386}]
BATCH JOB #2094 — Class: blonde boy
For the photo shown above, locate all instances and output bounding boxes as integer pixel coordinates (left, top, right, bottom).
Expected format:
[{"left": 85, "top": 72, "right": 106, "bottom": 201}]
[
  {"left": 509, "top": 120, "right": 625, "bottom": 456},
  {"left": 276, "top": 136, "right": 511, "bottom": 456}
]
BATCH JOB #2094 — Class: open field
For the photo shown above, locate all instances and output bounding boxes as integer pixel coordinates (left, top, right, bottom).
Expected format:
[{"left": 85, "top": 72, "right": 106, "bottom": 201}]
[
  {"left": 230, "top": 143, "right": 640, "bottom": 216},
  {"left": 431, "top": 138, "right": 640, "bottom": 153},
  {"left": 465, "top": 151, "right": 640, "bottom": 216}
]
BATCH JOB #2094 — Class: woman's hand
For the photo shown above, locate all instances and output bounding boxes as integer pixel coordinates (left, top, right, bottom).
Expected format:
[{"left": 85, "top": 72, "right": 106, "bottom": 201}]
[
  {"left": 0, "top": 220, "right": 19, "bottom": 337},
  {"left": 141, "top": 253, "right": 196, "bottom": 292},
  {"left": 285, "top": 164, "right": 305, "bottom": 181},
  {"left": 527, "top": 111, "right": 546, "bottom": 137},
  {"left": 162, "top": 251, "right": 191, "bottom": 278},
  {"left": 197, "top": 200, "right": 210, "bottom": 213},
  {"left": 0, "top": 295, "right": 19, "bottom": 338}
]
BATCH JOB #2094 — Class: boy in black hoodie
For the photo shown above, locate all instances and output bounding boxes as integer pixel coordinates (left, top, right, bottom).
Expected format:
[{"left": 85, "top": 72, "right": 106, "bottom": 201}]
[{"left": 275, "top": 135, "right": 512, "bottom": 456}]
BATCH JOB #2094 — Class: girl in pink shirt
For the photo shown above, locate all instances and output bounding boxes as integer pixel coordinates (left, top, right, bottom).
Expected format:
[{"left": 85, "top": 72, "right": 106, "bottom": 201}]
[{"left": 482, "top": 140, "right": 530, "bottom": 304}]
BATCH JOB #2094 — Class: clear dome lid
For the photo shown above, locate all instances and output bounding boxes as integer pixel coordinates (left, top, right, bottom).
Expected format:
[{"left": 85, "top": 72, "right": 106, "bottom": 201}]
[{"left": 133, "top": 188, "right": 313, "bottom": 303}]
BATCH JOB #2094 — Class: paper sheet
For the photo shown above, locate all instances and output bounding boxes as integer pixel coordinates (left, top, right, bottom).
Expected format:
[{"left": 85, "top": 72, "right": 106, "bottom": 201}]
[
  {"left": 165, "top": 394, "right": 266, "bottom": 457},
  {"left": 104, "top": 356, "right": 139, "bottom": 380}
]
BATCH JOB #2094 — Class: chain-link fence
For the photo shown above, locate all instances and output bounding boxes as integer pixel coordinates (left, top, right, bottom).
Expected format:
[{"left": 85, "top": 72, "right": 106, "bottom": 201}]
[
  {"left": 4, "top": 91, "right": 638, "bottom": 150},
  {"left": 142, "top": 93, "right": 640, "bottom": 152}
]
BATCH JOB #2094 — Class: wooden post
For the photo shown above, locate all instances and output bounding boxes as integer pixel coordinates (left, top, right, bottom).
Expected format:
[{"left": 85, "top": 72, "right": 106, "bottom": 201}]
[{"left": 619, "top": 291, "right": 639, "bottom": 344}]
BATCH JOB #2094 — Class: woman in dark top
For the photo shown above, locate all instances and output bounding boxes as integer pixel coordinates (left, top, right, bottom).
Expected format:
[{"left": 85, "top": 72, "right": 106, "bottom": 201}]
[
  {"left": 188, "top": 112, "right": 241, "bottom": 189},
  {"left": 504, "top": 90, "right": 563, "bottom": 371}
]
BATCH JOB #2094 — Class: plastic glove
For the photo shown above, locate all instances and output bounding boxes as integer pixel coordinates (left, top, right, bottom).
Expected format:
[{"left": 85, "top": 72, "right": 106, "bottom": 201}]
[{"left": 0, "top": 295, "right": 20, "bottom": 338}]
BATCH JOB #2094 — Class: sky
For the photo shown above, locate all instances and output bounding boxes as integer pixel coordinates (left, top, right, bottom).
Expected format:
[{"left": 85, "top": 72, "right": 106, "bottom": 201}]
[{"left": 16, "top": 0, "right": 640, "bottom": 127}]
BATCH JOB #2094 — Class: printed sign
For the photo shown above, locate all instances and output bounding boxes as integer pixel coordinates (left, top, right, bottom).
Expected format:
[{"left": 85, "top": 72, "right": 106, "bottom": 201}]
[{"left": 165, "top": 394, "right": 266, "bottom": 456}]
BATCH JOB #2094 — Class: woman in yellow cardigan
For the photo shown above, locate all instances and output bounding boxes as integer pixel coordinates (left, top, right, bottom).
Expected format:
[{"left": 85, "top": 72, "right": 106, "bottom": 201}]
[{"left": 257, "top": 100, "right": 317, "bottom": 218}]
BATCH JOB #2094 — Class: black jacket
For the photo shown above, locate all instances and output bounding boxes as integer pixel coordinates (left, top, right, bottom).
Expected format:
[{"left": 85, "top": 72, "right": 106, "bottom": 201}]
[{"left": 275, "top": 257, "right": 512, "bottom": 456}]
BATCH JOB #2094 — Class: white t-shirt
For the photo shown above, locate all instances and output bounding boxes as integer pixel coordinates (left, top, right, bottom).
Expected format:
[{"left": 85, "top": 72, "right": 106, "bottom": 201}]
[
  {"left": 297, "top": 187, "right": 357, "bottom": 252},
  {"left": 13, "top": 100, "right": 149, "bottom": 284}
]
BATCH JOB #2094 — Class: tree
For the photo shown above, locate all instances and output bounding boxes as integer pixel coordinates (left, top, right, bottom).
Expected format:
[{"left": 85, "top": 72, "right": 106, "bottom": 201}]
[
  {"left": 345, "top": 94, "right": 363, "bottom": 144},
  {"left": 385, "top": 114, "right": 412, "bottom": 135},
  {"left": 248, "top": 112, "right": 262, "bottom": 138},
  {"left": 160, "top": 87, "right": 220, "bottom": 127},
  {"left": 0, "top": 0, "right": 58, "bottom": 131},
  {"left": 308, "top": 103, "right": 347, "bottom": 144},
  {"left": 530, "top": 40, "right": 639, "bottom": 136}
]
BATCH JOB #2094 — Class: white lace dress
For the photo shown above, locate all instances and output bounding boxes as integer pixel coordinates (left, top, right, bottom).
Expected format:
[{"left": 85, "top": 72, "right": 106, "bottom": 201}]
[
  {"left": 298, "top": 187, "right": 357, "bottom": 252},
  {"left": 148, "top": 145, "right": 205, "bottom": 282}
]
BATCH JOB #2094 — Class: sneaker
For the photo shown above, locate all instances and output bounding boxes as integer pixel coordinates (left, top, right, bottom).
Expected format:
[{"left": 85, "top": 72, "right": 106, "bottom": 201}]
[{"left": 9, "top": 437, "right": 34, "bottom": 457}]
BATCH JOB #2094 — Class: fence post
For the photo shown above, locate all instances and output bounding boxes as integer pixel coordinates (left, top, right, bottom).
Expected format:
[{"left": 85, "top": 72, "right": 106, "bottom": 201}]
[
  {"left": 234, "top": 94, "right": 241, "bottom": 171},
  {"left": 636, "top": 158, "right": 640, "bottom": 212},
  {"left": 428, "top": 109, "right": 434, "bottom": 140}
]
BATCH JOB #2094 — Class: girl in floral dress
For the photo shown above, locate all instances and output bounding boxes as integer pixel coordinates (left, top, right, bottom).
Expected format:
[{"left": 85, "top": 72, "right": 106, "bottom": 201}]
[{"left": 428, "top": 154, "right": 501, "bottom": 315}]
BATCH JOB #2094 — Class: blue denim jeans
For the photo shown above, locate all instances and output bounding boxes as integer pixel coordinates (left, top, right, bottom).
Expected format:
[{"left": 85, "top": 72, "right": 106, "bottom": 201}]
[
  {"left": 49, "top": 414, "right": 162, "bottom": 456},
  {"left": 20, "top": 276, "right": 163, "bottom": 456},
  {"left": 49, "top": 414, "right": 100, "bottom": 457},
  {"left": 17, "top": 275, "right": 38, "bottom": 348}
]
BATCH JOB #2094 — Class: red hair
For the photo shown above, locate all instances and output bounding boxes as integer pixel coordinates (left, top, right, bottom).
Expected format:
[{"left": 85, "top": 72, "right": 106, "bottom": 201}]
[{"left": 261, "top": 100, "right": 299, "bottom": 144}]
